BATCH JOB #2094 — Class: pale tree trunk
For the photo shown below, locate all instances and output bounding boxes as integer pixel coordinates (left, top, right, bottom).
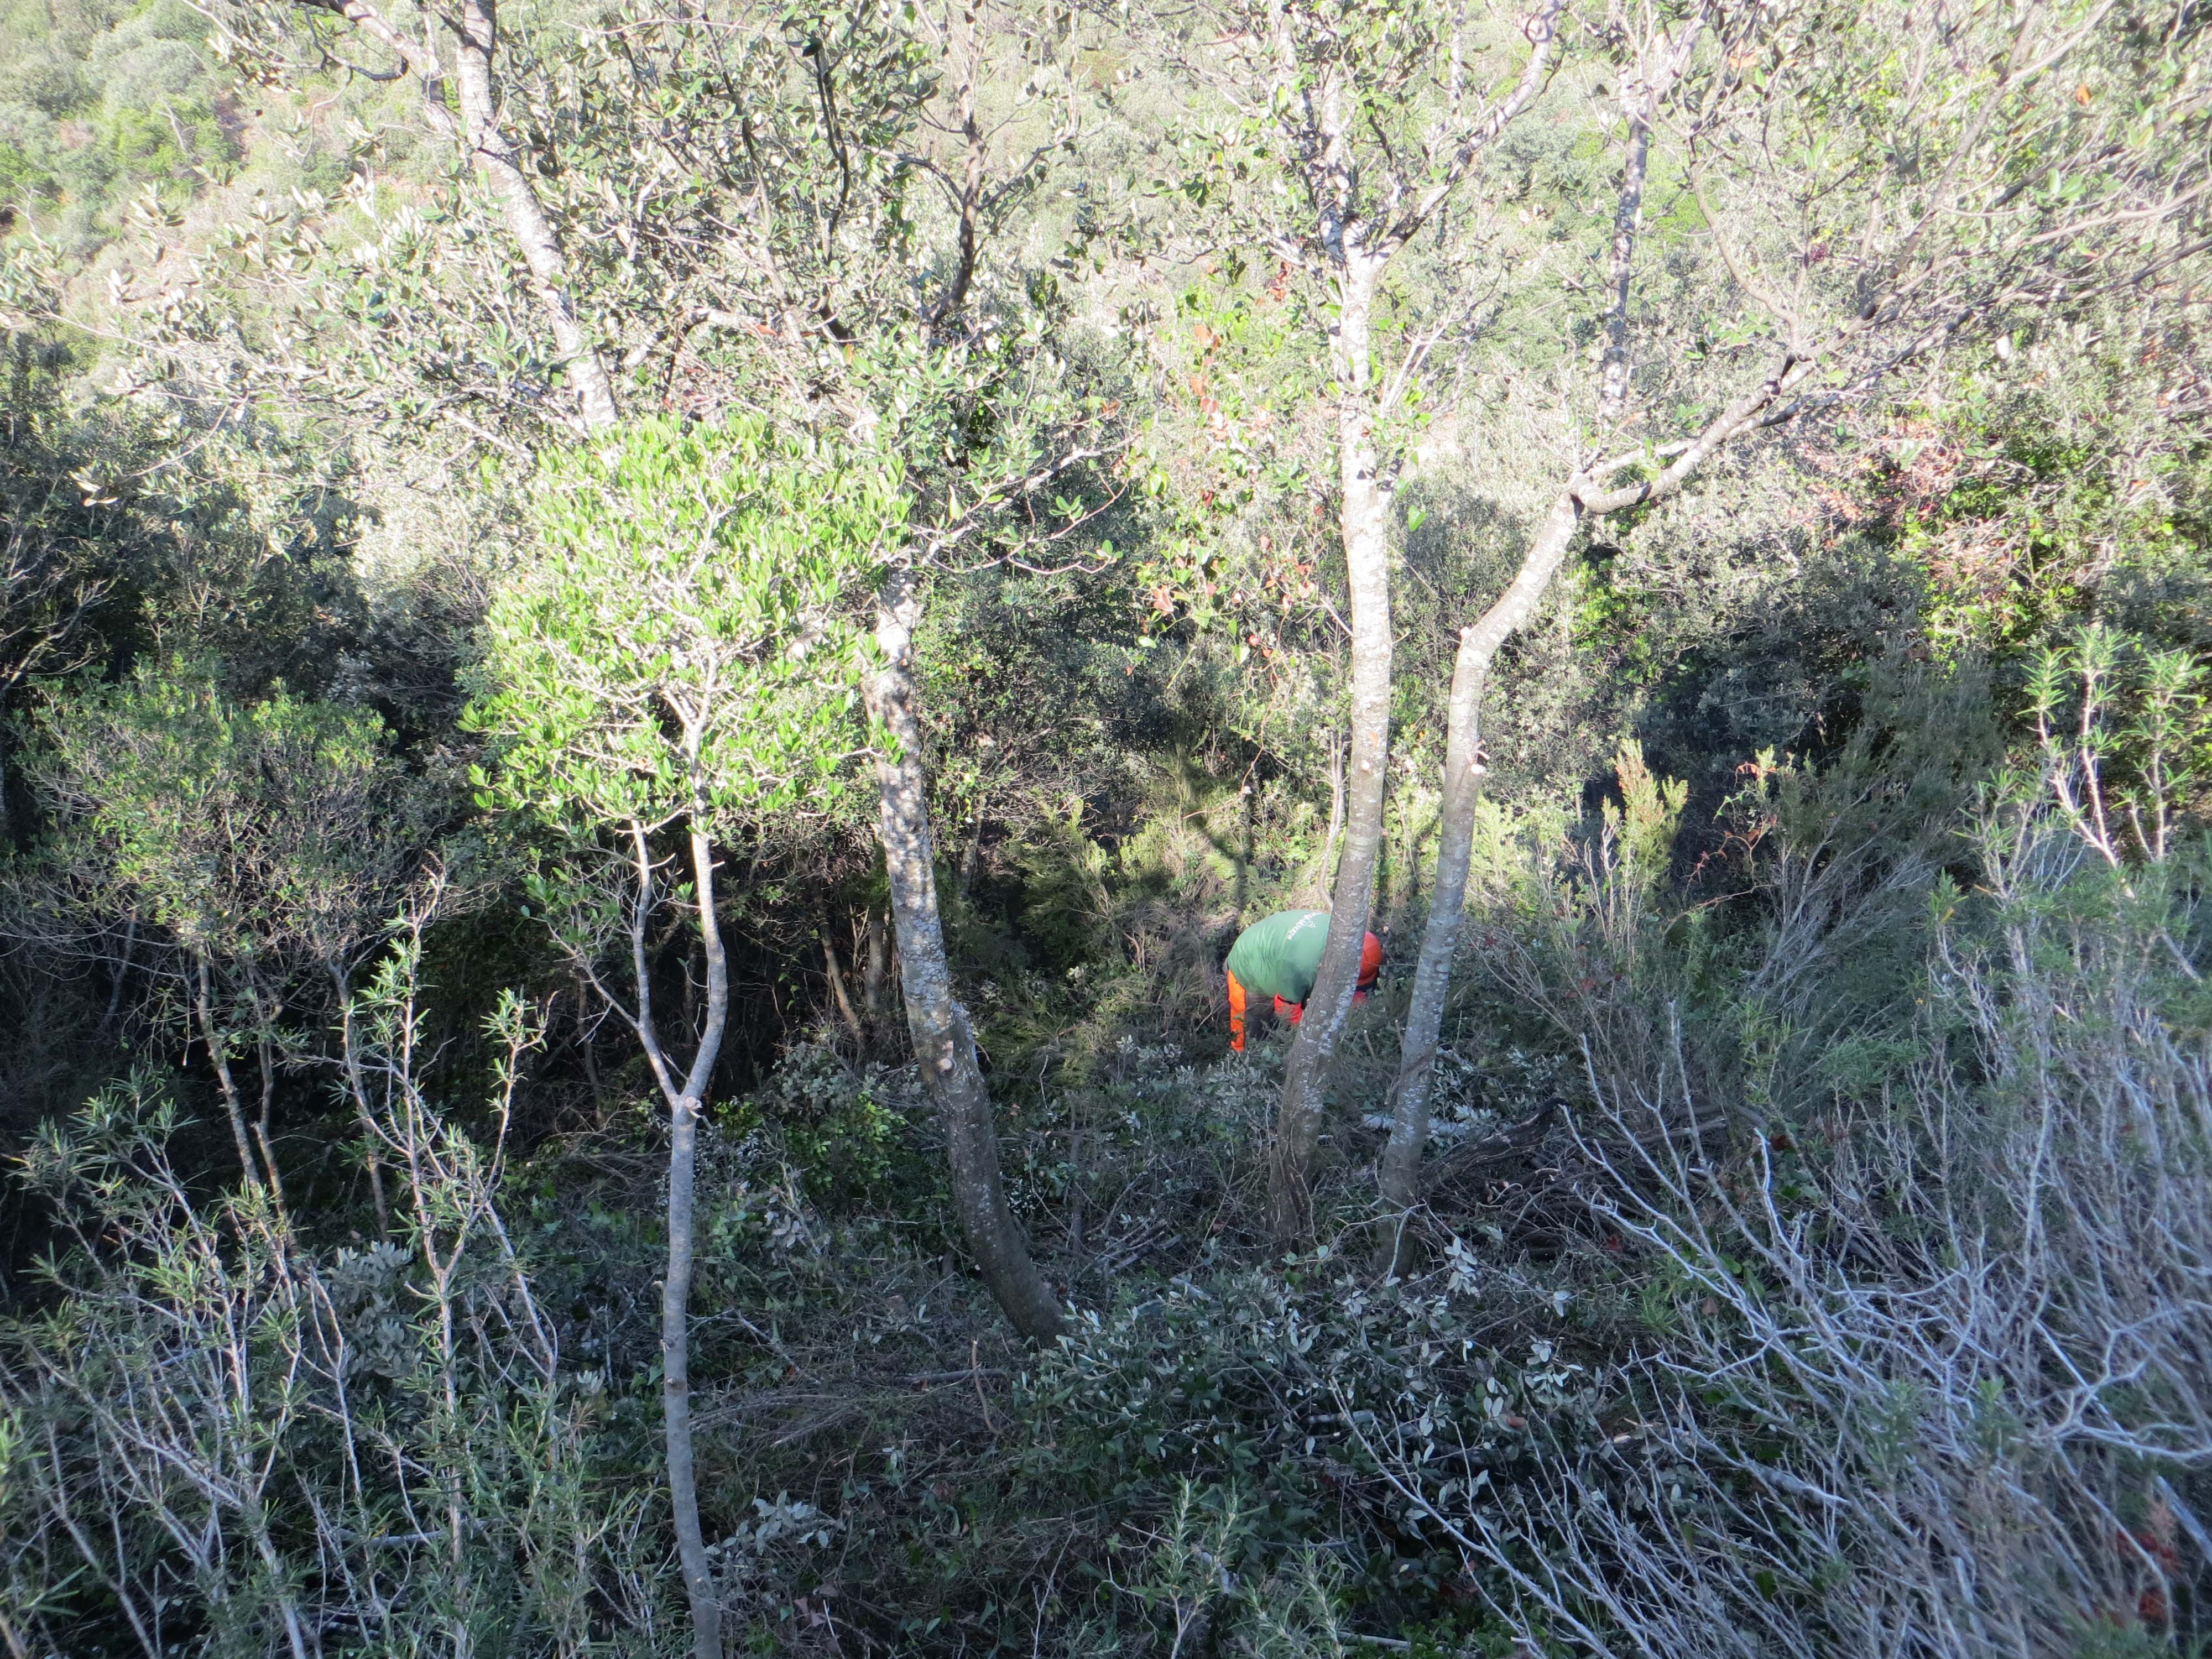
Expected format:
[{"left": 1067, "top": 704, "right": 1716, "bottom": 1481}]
[
  {"left": 1374, "top": 341, "right": 1817, "bottom": 1220},
  {"left": 1235, "top": 0, "right": 1562, "bottom": 1245},
  {"left": 1374, "top": 494, "right": 1580, "bottom": 1272},
  {"left": 619, "top": 785, "right": 730, "bottom": 1659},
  {"left": 1270, "top": 248, "right": 1394, "bottom": 1245},
  {"left": 1597, "top": 86, "right": 1655, "bottom": 426},
  {"left": 867, "top": 569, "right": 1063, "bottom": 1340},
  {"left": 1301, "top": 726, "right": 1347, "bottom": 905},
  {"left": 450, "top": 0, "right": 620, "bottom": 434},
  {"left": 841, "top": 20, "right": 1057, "bottom": 1339},
  {"left": 1326, "top": 727, "right": 1347, "bottom": 855},
  {"left": 659, "top": 822, "right": 723, "bottom": 1659},
  {"left": 1374, "top": 23, "right": 1711, "bottom": 1269}
]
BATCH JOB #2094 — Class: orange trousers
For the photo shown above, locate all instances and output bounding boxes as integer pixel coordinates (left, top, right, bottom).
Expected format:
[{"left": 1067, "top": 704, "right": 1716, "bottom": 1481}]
[{"left": 1226, "top": 969, "right": 1301, "bottom": 1052}]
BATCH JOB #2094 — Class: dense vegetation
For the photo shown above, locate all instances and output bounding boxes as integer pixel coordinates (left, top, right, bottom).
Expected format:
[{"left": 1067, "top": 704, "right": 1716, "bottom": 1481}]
[{"left": 1, "top": 0, "right": 2208, "bottom": 1653}]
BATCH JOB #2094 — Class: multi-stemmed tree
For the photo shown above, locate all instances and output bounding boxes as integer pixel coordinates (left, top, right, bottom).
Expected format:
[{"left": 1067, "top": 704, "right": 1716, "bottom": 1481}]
[
  {"left": 1130, "top": 0, "right": 1566, "bottom": 1241},
  {"left": 546, "top": 0, "right": 1111, "bottom": 1340},
  {"left": 469, "top": 413, "right": 900, "bottom": 1657}
]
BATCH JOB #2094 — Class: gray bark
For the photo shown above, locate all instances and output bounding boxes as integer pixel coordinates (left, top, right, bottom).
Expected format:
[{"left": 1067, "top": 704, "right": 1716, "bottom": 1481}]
[
  {"left": 1598, "top": 98, "right": 1653, "bottom": 426},
  {"left": 661, "top": 1108, "right": 714, "bottom": 1659},
  {"left": 1375, "top": 14, "right": 1720, "bottom": 1269},
  {"left": 867, "top": 569, "right": 1063, "bottom": 1340},
  {"left": 1374, "top": 494, "right": 1580, "bottom": 1272},
  {"left": 623, "top": 796, "right": 729, "bottom": 1659},
  {"left": 308, "top": 0, "right": 619, "bottom": 428},
  {"left": 1255, "top": 3, "right": 1565, "bottom": 1246},
  {"left": 1373, "top": 352, "right": 1814, "bottom": 1271},
  {"left": 1301, "top": 726, "right": 1347, "bottom": 906},
  {"left": 1270, "top": 248, "right": 1394, "bottom": 1245},
  {"left": 451, "top": 0, "right": 620, "bottom": 433},
  {"left": 1326, "top": 728, "right": 1346, "bottom": 855}
]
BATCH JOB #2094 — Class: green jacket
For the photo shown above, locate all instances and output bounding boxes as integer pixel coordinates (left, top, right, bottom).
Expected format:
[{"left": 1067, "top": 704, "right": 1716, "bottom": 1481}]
[{"left": 1224, "top": 910, "right": 1334, "bottom": 1006}]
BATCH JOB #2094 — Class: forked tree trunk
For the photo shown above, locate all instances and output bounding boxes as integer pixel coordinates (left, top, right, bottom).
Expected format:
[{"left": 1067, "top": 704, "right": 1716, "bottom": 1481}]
[
  {"left": 670, "top": 813, "right": 729, "bottom": 1659},
  {"left": 1270, "top": 249, "right": 1394, "bottom": 1246},
  {"left": 1375, "top": 494, "right": 1580, "bottom": 1272},
  {"left": 1375, "top": 23, "right": 1716, "bottom": 1270},
  {"left": 867, "top": 568, "right": 1063, "bottom": 1340},
  {"left": 1375, "top": 329, "right": 1817, "bottom": 1260},
  {"left": 246, "top": 983, "right": 289, "bottom": 1220},
  {"left": 451, "top": 0, "right": 620, "bottom": 434},
  {"left": 620, "top": 796, "right": 729, "bottom": 1659}
]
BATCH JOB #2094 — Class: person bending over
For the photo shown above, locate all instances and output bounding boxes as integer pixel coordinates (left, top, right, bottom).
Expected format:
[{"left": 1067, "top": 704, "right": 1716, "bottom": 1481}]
[{"left": 1224, "top": 909, "right": 1383, "bottom": 1053}]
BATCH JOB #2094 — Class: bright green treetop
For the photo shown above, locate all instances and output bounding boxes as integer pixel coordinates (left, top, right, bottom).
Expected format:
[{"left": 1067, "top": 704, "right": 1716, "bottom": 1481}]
[{"left": 467, "top": 415, "right": 908, "bottom": 838}]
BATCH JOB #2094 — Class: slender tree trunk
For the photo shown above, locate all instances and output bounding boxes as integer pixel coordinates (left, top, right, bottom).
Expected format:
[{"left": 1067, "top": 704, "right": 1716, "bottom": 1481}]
[
  {"left": 1302, "top": 726, "right": 1347, "bottom": 905},
  {"left": 333, "top": 966, "right": 393, "bottom": 1237},
  {"left": 577, "top": 971, "right": 606, "bottom": 1103},
  {"left": 194, "top": 952, "right": 262, "bottom": 1192},
  {"left": 1374, "top": 24, "right": 1708, "bottom": 1269},
  {"left": 861, "top": 904, "right": 889, "bottom": 1027},
  {"left": 661, "top": 1091, "right": 715, "bottom": 1659},
  {"left": 101, "top": 914, "right": 137, "bottom": 1037},
  {"left": 665, "top": 808, "right": 729, "bottom": 1659},
  {"left": 957, "top": 797, "right": 987, "bottom": 900},
  {"left": 1373, "top": 336, "right": 1818, "bottom": 1255},
  {"left": 867, "top": 568, "right": 1063, "bottom": 1340},
  {"left": 617, "top": 795, "right": 728, "bottom": 1659},
  {"left": 1375, "top": 493, "right": 1581, "bottom": 1272},
  {"left": 247, "top": 983, "right": 289, "bottom": 1220},
  {"left": 1598, "top": 101, "right": 1655, "bottom": 427},
  {"left": 1270, "top": 249, "right": 1394, "bottom": 1245},
  {"left": 450, "top": 0, "right": 619, "bottom": 433},
  {"left": 822, "top": 925, "right": 867, "bottom": 1045},
  {"left": 1326, "top": 727, "right": 1347, "bottom": 858}
]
